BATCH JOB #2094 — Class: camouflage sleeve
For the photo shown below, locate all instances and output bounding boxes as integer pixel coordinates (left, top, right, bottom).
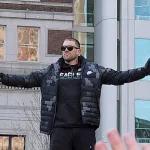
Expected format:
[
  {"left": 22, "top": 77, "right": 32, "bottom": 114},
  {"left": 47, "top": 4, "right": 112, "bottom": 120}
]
[
  {"left": 98, "top": 66, "right": 146, "bottom": 85},
  {"left": 0, "top": 65, "right": 51, "bottom": 88}
]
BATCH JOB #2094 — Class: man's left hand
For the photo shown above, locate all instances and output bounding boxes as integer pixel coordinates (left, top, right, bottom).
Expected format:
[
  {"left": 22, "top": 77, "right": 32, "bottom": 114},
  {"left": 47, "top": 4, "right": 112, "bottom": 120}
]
[{"left": 144, "top": 58, "right": 150, "bottom": 75}]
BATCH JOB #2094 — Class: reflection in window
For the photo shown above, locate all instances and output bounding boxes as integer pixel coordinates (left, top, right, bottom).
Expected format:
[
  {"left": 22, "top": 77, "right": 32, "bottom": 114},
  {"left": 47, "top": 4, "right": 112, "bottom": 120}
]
[
  {"left": 135, "top": 0, "right": 150, "bottom": 20},
  {"left": 135, "top": 100, "right": 150, "bottom": 143},
  {"left": 74, "top": 0, "right": 94, "bottom": 27},
  {"left": 73, "top": 32, "right": 94, "bottom": 62},
  {"left": 18, "top": 27, "right": 38, "bottom": 62},
  {"left": 0, "top": 135, "right": 25, "bottom": 150},
  {"left": 135, "top": 39, "right": 150, "bottom": 81},
  {"left": 0, "top": 26, "right": 5, "bottom": 60}
]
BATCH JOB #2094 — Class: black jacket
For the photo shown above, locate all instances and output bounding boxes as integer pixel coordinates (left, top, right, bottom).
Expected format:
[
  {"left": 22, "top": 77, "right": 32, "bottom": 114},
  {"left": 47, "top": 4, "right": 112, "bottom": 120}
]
[{"left": 0, "top": 56, "right": 147, "bottom": 135}]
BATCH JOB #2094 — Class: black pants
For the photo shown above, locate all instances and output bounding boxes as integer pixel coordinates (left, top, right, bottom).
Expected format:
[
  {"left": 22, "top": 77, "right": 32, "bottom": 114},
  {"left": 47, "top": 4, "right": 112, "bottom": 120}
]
[{"left": 50, "top": 127, "right": 96, "bottom": 150}]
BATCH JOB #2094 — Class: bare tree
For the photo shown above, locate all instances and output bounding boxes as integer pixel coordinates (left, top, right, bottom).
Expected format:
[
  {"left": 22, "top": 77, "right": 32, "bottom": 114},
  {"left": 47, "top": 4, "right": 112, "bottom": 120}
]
[{"left": 9, "top": 91, "right": 50, "bottom": 150}]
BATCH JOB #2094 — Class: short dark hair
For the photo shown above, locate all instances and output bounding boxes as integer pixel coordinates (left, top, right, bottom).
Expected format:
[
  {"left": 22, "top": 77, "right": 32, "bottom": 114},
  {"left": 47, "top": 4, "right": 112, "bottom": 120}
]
[{"left": 64, "top": 38, "right": 80, "bottom": 49}]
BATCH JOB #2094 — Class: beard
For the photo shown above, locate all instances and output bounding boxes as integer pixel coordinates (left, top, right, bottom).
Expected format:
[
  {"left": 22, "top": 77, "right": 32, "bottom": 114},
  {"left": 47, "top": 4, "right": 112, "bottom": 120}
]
[
  {"left": 63, "top": 56, "right": 78, "bottom": 64},
  {"left": 63, "top": 55, "right": 78, "bottom": 63},
  {"left": 64, "top": 58, "right": 74, "bottom": 62}
]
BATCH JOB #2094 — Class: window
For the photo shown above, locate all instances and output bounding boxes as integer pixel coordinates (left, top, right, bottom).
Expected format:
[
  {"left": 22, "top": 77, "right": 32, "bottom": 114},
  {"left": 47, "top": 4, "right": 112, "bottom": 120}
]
[
  {"left": 0, "top": 135, "right": 25, "bottom": 150},
  {"left": 135, "top": 0, "right": 150, "bottom": 20},
  {"left": 135, "top": 100, "right": 150, "bottom": 143},
  {"left": 0, "top": 26, "right": 5, "bottom": 60},
  {"left": 18, "top": 27, "right": 39, "bottom": 62},
  {"left": 135, "top": 39, "right": 150, "bottom": 81},
  {"left": 74, "top": 0, "right": 94, "bottom": 27},
  {"left": 73, "top": 32, "right": 94, "bottom": 62}
]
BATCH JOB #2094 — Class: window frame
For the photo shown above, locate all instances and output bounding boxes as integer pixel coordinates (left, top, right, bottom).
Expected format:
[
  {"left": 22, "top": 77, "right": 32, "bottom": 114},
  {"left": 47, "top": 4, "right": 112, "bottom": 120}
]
[
  {"left": 135, "top": 99, "right": 150, "bottom": 143},
  {"left": 135, "top": 38, "right": 150, "bottom": 81},
  {"left": 0, "top": 25, "right": 5, "bottom": 61},
  {"left": 73, "top": 0, "right": 94, "bottom": 27},
  {"left": 17, "top": 26, "right": 39, "bottom": 62},
  {"left": 73, "top": 31, "right": 94, "bottom": 61},
  {"left": 0, "top": 134, "right": 25, "bottom": 150}
]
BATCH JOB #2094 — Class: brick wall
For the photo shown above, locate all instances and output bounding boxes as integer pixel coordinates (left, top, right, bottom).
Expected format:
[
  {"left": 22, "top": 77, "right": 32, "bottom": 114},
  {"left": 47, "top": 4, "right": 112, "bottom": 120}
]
[
  {"left": 48, "top": 30, "right": 72, "bottom": 55},
  {"left": 0, "top": 3, "right": 72, "bottom": 12}
]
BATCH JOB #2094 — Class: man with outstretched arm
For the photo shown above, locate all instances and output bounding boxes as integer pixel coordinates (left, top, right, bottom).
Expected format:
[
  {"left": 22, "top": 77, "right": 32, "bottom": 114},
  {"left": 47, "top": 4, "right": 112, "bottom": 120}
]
[{"left": 0, "top": 38, "right": 150, "bottom": 150}]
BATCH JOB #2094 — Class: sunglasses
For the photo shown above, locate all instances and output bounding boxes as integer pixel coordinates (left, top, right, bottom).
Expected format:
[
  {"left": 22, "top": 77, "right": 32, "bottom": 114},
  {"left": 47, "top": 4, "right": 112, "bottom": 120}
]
[{"left": 61, "top": 46, "right": 79, "bottom": 51}]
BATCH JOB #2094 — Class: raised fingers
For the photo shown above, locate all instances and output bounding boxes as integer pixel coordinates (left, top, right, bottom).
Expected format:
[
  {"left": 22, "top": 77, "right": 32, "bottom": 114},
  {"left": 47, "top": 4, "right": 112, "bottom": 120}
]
[
  {"left": 107, "top": 129, "right": 124, "bottom": 150},
  {"left": 95, "top": 142, "right": 107, "bottom": 150},
  {"left": 123, "top": 134, "right": 140, "bottom": 150},
  {"left": 141, "top": 144, "right": 150, "bottom": 150}
]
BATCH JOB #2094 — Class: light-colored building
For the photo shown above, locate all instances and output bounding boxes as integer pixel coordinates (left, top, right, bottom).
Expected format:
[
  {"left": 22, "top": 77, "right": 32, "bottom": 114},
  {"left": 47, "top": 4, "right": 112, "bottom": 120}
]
[{"left": 0, "top": 0, "right": 150, "bottom": 149}]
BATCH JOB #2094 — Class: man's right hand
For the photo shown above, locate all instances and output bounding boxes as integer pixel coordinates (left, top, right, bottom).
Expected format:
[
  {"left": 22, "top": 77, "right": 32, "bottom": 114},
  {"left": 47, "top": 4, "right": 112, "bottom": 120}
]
[
  {"left": 95, "top": 129, "right": 150, "bottom": 150},
  {"left": 0, "top": 73, "right": 4, "bottom": 82}
]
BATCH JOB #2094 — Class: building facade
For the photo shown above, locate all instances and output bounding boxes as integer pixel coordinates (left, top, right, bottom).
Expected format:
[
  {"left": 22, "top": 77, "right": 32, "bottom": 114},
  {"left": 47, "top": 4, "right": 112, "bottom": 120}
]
[{"left": 0, "top": 0, "right": 150, "bottom": 149}]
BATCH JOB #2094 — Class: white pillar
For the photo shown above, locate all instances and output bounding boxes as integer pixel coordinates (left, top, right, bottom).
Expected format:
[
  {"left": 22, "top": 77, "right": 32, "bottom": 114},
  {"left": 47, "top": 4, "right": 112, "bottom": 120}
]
[
  {"left": 94, "top": 0, "right": 118, "bottom": 142},
  {"left": 120, "top": 0, "right": 135, "bottom": 136}
]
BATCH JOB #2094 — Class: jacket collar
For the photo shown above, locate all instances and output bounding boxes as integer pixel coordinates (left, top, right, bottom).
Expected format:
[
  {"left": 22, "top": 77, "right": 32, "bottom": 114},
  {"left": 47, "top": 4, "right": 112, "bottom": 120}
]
[{"left": 57, "top": 55, "right": 87, "bottom": 67}]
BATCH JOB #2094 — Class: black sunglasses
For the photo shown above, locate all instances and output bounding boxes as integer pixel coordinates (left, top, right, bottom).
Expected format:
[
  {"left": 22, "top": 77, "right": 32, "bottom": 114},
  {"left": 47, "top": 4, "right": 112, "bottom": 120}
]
[{"left": 61, "top": 46, "right": 79, "bottom": 51}]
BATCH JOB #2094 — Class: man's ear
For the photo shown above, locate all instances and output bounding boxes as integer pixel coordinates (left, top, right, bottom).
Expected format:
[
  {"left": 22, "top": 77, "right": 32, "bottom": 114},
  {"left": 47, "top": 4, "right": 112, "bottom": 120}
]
[{"left": 77, "top": 49, "right": 81, "bottom": 56}]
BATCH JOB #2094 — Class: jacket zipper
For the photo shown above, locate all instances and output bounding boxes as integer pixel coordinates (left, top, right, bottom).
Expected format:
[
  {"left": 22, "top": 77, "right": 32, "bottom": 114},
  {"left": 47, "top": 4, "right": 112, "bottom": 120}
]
[
  {"left": 51, "top": 82, "right": 58, "bottom": 126},
  {"left": 71, "top": 66, "right": 73, "bottom": 74},
  {"left": 49, "top": 65, "right": 59, "bottom": 134},
  {"left": 51, "top": 65, "right": 74, "bottom": 132},
  {"left": 80, "top": 62, "right": 86, "bottom": 122}
]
